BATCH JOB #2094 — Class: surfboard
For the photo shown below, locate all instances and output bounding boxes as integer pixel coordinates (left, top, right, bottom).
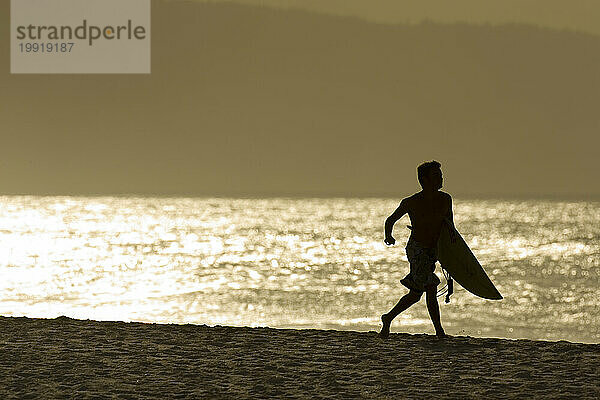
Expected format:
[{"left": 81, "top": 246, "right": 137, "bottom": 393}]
[{"left": 437, "top": 224, "right": 502, "bottom": 300}]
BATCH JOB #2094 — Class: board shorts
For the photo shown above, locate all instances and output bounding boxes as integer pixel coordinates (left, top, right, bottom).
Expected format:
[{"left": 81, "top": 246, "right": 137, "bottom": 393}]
[{"left": 400, "top": 238, "right": 441, "bottom": 292}]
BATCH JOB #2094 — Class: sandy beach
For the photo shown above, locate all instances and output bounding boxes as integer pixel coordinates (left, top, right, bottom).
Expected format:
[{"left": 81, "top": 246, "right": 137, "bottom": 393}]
[{"left": 0, "top": 316, "right": 598, "bottom": 399}]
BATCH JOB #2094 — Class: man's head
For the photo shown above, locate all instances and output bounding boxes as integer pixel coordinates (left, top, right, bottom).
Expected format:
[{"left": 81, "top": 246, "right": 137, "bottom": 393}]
[{"left": 417, "top": 160, "right": 443, "bottom": 190}]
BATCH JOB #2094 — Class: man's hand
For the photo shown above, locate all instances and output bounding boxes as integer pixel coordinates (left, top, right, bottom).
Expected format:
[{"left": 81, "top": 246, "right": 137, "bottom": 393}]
[{"left": 384, "top": 236, "right": 396, "bottom": 246}]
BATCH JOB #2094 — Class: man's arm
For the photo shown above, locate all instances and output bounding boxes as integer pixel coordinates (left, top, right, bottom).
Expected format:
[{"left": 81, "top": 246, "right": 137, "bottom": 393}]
[
  {"left": 444, "top": 195, "right": 457, "bottom": 242},
  {"left": 384, "top": 199, "right": 408, "bottom": 244}
]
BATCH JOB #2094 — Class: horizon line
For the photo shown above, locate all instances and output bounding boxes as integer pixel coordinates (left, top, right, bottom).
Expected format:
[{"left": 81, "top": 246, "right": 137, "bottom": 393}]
[{"left": 0, "top": 191, "right": 598, "bottom": 202}]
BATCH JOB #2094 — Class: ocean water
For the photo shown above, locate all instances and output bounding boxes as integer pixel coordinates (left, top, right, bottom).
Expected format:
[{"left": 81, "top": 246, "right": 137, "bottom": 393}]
[{"left": 0, "top": 196, "right": 598, "bottom": 343}]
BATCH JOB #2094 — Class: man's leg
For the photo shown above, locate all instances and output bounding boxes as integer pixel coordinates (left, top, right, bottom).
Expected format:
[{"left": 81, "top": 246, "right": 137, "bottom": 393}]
[
  {"left": 386, "top": 290, "right": 422, "bottom": 320},
  {"left": 379, "top": 290, "right": 422, "bottom": 338},
  {"left": 425, "top": 285, "right": 446, "bottom": 337}
]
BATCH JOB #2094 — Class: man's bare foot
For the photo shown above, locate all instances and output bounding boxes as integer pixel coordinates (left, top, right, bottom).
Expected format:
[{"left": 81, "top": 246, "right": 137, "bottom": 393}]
[
  {"left": 379, "top": 314, "right": 392, "bottom": 339},
  {"left": 435, "top": 329, "right": 447, "bottom": 338}
]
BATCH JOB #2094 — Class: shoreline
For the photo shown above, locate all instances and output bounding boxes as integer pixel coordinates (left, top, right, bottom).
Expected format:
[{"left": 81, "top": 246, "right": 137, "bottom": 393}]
[{"left": 1, "top": 316, "right": 599, "bottom": 398}]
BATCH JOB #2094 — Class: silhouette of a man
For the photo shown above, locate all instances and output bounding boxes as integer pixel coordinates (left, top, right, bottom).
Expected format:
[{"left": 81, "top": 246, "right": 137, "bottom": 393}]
[{"left": 379, "top": 160, "right": 456, "bottom": 338}]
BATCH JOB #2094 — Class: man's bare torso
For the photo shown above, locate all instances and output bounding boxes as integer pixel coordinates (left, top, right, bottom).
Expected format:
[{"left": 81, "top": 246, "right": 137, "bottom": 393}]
[{"left": 405, "top": 191, "right": 451, "bottom": 248}]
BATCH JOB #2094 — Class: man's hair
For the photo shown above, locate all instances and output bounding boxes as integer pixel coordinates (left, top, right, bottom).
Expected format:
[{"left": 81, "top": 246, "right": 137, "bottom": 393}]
[{"left": 417, "top": 160, "right": 442, "bottom": 188}]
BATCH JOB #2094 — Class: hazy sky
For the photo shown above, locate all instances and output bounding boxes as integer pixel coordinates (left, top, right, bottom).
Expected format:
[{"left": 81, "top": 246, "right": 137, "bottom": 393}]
[
  {"left": 1, "top": 1, "right": 599, "bottom": 198},
  {"left": 193, "top": 0, "right": 600, "bottom": 36}
]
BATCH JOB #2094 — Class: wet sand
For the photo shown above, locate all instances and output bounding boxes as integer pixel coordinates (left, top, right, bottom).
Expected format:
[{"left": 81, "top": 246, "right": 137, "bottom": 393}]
[{"left": 1, "top": 316, "right": 598, "bottom": 399}]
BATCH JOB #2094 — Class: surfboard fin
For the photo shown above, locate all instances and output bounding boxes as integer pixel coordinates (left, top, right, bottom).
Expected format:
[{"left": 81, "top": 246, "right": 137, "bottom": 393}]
[{"left": 445, "top": 276, "right": 453, "bottom": 303}]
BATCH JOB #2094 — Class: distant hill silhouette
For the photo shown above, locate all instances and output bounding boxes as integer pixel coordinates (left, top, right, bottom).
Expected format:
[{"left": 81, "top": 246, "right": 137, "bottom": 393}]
[
  {"left": 196, "top": 0, "right": 600, "bottom": 38},
  {"left": 1, "top": 1, "right": 598, "bottom": 198}
]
